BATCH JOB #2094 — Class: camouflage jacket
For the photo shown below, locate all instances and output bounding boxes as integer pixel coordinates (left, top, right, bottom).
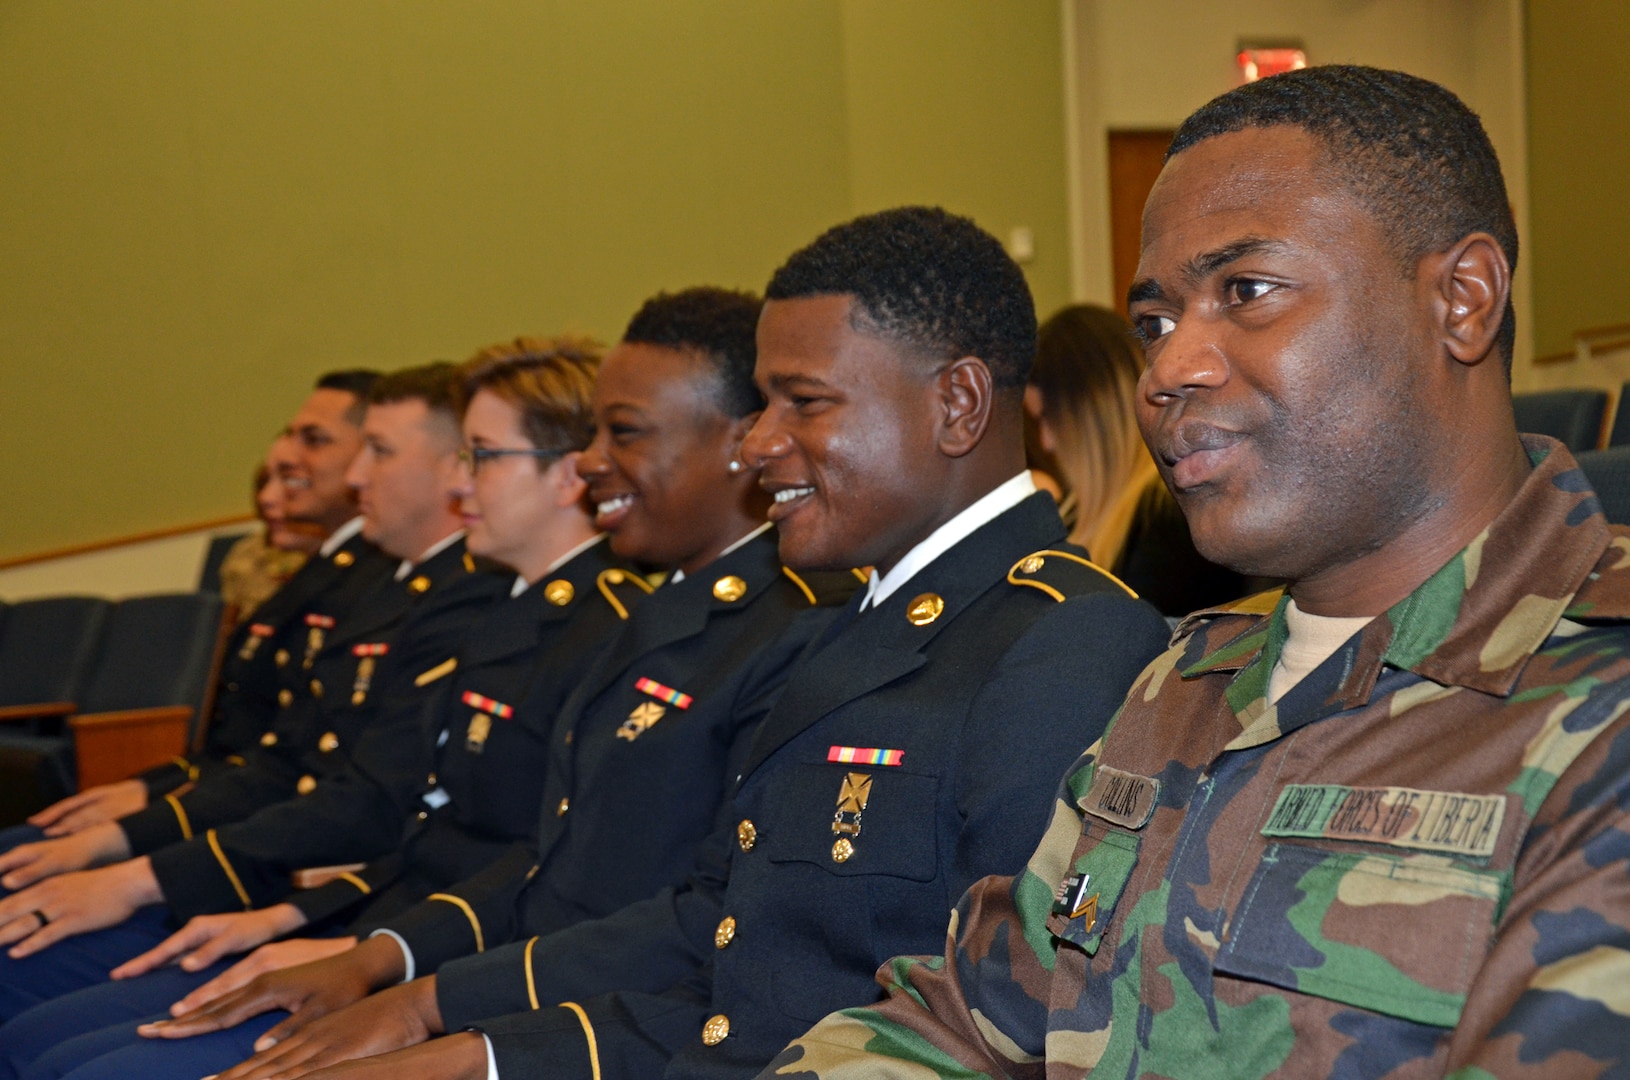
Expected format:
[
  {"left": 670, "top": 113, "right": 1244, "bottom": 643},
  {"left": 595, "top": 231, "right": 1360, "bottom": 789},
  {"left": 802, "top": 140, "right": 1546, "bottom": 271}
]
[{"left": 763, "top": 437, "right": 1630, "bottom": 1079}]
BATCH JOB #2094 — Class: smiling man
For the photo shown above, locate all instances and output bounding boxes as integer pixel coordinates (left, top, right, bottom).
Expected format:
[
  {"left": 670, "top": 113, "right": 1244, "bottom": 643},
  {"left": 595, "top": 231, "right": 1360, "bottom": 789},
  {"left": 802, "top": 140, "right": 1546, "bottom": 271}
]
[{"left": 764, "top": 66, "right": 1630, "bottom": 1079}]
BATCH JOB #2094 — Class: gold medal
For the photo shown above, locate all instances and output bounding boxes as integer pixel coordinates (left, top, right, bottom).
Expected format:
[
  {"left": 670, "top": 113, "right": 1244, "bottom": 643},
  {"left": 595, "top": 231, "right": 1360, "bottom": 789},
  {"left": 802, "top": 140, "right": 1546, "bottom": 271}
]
[
  {"left": 618, "top": 701, "right": 666, "bottom": 741},
  {"left": 466, "top": 712, "right": 492, "bottom": 753},
  {"left": 831, "top": 771, "right": 872, "bottom": 861},
  {"left": 352, "top": 656, "right": 375, "bottom": 706}
]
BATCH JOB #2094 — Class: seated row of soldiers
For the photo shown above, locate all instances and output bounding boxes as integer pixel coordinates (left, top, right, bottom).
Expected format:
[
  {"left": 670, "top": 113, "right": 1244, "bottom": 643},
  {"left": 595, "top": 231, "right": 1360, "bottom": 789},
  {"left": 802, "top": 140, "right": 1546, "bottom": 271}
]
[
  {"left": 0, "top": 64, "right": 1626, "bottom": 1080},
  {"left": 0, "top": 208, "right": 1171, "bottom": 1080}
]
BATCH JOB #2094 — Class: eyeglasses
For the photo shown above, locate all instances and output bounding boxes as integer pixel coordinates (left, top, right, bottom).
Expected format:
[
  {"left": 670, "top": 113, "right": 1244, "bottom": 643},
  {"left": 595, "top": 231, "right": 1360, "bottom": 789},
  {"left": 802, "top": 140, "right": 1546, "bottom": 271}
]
[{"left": 458, "top": 446, "right": 565, "bottom": 474}]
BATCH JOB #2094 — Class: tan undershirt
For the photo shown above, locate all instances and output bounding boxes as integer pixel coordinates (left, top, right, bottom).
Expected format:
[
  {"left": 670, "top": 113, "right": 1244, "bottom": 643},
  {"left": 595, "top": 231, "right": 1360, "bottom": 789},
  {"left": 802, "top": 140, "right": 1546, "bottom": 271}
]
[{"left": 1267, "top": 599, "right": 1374, "bottom": 705}]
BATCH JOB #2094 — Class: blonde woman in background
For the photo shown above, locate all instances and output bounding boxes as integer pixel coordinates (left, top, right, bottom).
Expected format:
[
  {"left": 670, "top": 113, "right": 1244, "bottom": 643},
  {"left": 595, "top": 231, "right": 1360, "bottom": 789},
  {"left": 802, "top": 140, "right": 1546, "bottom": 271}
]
[{"left": 1024, "top": 303, "right": 1247, "bottom": 615}]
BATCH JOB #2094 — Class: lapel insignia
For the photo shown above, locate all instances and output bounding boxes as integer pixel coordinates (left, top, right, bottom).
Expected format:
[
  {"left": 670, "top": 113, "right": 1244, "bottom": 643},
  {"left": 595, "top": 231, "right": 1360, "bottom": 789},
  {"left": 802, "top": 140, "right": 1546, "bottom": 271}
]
[
  {"left": 619, "top": 701, "right": 666, "bottom": 741},
  {"left": 544, "top": 579, "right": 574, "bottom": 606},
  {"left": 1052, "top": 871, "right": 1099, "bottom": 928},
  {"left": 713, "top": 575, "right": 747, "bottom": 602},
  {"left": 302, "top": 615, "right": 334, "bottom": 669},
  {"left": 409, "top": 575, "right": 432, "bottom": 594},
  {"left": 634, "top": 677, "right": 693, "bottom": 709},
  {"left": 906, "top": 593, "right": 944, "bottom": 626},
  {"left": 831, "top": 771, "right": 873, "bottom": 862},
  {"left": 463, "top": 552, "right": 476, "bottom": 572},
  {"left": 827, "top": 746, "right": 903, "bottom": 767},
  {"left": 333, "top": 550, "right": 355, "bottom": 567}
]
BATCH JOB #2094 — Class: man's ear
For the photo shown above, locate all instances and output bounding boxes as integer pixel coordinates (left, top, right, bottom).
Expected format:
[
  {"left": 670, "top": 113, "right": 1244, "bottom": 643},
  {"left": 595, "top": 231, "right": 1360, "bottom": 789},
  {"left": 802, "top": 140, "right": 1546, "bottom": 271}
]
[
  {"left": 1430, "top": 232, "right": 1510, "bottom": 367},
  {"left": 551, "top": 452, "right": 589, "bottom": 509},
  {"left": 935, "top": 357, "right": 994, "bottom": 459}
]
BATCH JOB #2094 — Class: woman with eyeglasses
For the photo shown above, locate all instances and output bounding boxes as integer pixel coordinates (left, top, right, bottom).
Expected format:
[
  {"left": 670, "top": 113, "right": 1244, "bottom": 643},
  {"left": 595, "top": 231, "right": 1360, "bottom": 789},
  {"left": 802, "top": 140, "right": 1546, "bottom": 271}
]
[{"left": 3, "top": 290, "right": 853, "bottom": 1080}]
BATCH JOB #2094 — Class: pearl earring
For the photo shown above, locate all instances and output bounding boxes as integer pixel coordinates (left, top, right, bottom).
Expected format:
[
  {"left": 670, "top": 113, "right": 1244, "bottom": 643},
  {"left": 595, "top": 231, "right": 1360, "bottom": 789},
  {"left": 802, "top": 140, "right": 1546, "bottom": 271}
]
[{"left": 727, "top": 459, "right": 743, "bottom": 474}]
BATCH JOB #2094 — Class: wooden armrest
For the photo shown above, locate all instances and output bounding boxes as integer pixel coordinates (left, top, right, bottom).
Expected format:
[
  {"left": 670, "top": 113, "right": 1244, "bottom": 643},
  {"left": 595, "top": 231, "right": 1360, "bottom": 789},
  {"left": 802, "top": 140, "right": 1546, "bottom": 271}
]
[
  {"left": 69, "top": 706, "right": 195, "bottom": 790},
  {"left": 0, "top": 701, "right": 76, "bottom": 723},
  {"left": 292, "top": 864, "right": 368, "bottom": 889},
  {"left": 68, "top": 705, "right": 194, "bottom": 731}
]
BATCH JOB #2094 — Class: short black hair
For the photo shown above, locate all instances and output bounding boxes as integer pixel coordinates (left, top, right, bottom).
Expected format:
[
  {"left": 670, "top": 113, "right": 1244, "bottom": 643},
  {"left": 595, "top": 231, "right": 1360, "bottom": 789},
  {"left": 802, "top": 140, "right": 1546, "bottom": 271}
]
[
  {"left": 314, "top": 369, "right": 381, "bottom": 425},
  {"left": 622, "top": 287, "right": 765, "bottom": 418},
  {"left": 1169, "top": 65, "right": 1518, "bottom": 367},
  {"left": 368, "top": 362, "right": 462, "bottom": 429},
  {"left": 765, "top": 206, "right": 1037, "bottom": 389}
]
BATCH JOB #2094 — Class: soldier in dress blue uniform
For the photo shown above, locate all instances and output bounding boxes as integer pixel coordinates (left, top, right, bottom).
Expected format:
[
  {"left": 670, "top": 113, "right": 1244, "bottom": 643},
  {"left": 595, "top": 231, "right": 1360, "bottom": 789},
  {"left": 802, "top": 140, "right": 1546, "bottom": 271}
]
[
  {"left": 0, "top": 291, "right": 853, "bottom": 1080},
  {"left": 0, "top": 364, "right": 510, "bottom": 1024},
  {"left": 109, "top": 210, "right": 1171, "bottom": 1080},
  {"left": 0, "top": 371, "right": 390, "bottom": 849}
]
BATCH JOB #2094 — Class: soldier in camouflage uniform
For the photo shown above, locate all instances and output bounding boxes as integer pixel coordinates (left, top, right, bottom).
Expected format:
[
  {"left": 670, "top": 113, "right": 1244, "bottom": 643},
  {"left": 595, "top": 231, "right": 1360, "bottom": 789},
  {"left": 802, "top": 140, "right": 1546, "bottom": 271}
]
[{"left": 762, "top": 67, "right": 1630, "bottom": 1078}]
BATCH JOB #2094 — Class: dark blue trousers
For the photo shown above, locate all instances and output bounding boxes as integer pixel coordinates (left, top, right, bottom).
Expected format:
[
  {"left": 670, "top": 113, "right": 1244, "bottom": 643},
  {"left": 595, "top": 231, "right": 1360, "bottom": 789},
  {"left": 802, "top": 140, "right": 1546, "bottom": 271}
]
[{"left": 10, "top": 968, "right": 281, "bottom": 1080}]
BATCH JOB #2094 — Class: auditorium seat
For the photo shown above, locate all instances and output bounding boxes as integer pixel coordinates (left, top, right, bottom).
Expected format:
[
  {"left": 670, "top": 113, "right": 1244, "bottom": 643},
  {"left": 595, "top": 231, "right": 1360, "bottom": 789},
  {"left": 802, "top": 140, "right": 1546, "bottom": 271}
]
[
  {"left": 1606, "top": 383, "right": 1630, "bottom": 447},
  {"left": 0, "top": 592, "right": 222, "bottom": 822},
  {"left": 0, "top": 597, "right": 112, "bottom": 823},
  {"left": 1577, "top": 447, "right": 1630, "bottom": 526},
  {"left": 1512, "top": 389, "right": 1609, "bottom": 451}
]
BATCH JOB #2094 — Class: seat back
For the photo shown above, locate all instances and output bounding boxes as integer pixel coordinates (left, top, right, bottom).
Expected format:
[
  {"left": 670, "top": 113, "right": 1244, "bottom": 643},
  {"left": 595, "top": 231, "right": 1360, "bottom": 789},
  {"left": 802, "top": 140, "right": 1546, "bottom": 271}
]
[
  {"left": 77, "top": 592, "right": 225, "bottom": 715},
  {"left": 1576, "top": 447, "right": 1630, "bottom": 526},
  {"left": 1607, "top": 383, "right": 1630, "bottom": 447},
  {"left": 0, "top": 596, "right": 111, "bottom": 706},
  {"left": 1512, "top": 389, "right": 1609, "bottom": 452}
]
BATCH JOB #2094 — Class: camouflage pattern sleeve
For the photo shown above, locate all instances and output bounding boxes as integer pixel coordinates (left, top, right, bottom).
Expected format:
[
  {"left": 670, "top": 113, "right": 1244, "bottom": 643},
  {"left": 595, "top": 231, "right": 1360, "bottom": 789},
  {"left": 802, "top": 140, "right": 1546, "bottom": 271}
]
[
  {"left": 760, "top": 746, "right": 1101, "bottom": 1080},
  {"left": 1445, "top": 711, "right": 1630, "bottom": 1075}
]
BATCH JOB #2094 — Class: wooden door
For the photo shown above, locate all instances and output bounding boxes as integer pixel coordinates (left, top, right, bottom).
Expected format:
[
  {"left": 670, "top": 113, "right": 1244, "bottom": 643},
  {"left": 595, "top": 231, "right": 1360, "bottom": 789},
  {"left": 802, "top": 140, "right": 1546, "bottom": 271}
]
[{"left": 1107, "top": 130, "right": 1176, "bottom": 315}]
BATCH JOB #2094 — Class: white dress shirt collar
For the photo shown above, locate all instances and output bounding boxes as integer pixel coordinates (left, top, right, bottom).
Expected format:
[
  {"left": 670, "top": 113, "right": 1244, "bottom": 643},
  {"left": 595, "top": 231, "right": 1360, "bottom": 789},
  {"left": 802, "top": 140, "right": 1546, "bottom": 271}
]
[
  {"left": 862, "top": 471, "right": 1037, "bottom": 609},
  {"left": 395, "top": 529, "right": 466, "bottom": 582},
  {"left": 668, "top": 521, "right": 773, "bottom": 585},
  {"left": 319, "top": 516, "right": 365, "bottom": 558}
]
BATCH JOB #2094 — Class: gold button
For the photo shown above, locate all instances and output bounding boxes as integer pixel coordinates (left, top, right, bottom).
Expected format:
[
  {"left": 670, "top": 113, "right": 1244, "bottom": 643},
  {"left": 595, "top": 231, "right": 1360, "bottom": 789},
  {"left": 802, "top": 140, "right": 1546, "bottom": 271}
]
[
  {"left": 309, "top": 679, "right": 323, "bottom": 698},
  {"left": 333, "top": 551, "right": 355, "bottom": 567},
  {"left": 297, "top": 775, "right": 317, "bottom": 795},
  {"left": 1020, "top": 554, "right": 1045, "bottom": 574},
  {"left": 409, "top": 575, "right": 432, "bottom": 593},
  {"left": 906, "top": 592, "right": 944, "bottom": 626},
  {"left": 277, "top": 689, "right": 293, "bottom": 707},
  {"left": 417, "top": 810, "right": 428, "bottom": 821},
  {"left": 736, "top": 819, "right": 757, "bottom": 852},
  {"left": 556, "top": 798, "right": 570, "bottom": 817},
  {"left": 427, "top": 773, "right": 437, "bottom": 786},
  {"left": 544, "top": 579, "right": 574, "bottom": 606},
  {"left": 832, "top": 837, "right": 854, "bottom": 863},
  {"left": 260, "top": 731, "right": 278, "bottom": 747},
  {"left": 275, "top": 649, "right": 290, "bottom": 668},
  {"left": 564, "top": 731, "right": 573, "bottom": 745},
  {"left": 701, "top": 1014, "right": 730, "bottom": 1046},
  {"left": 712, "top": 575, "right": 747, "bottom": 602},
  {"left": 714, "top": 916, "right": 736, "bottom": 950},
  {"left": 318, "top": 732, "right": 339, "bottom": 753}
]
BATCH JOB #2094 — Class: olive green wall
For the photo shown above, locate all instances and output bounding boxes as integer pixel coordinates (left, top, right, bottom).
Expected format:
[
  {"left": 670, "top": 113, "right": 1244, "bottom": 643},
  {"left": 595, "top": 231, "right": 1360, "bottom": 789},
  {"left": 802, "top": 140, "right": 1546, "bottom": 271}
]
[
  {"left": 1527, "top": 1, "right": 1630, "bottom": 358},
  {"left": 0, "top": 1, "right": 1072, "bottom": 560}
]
